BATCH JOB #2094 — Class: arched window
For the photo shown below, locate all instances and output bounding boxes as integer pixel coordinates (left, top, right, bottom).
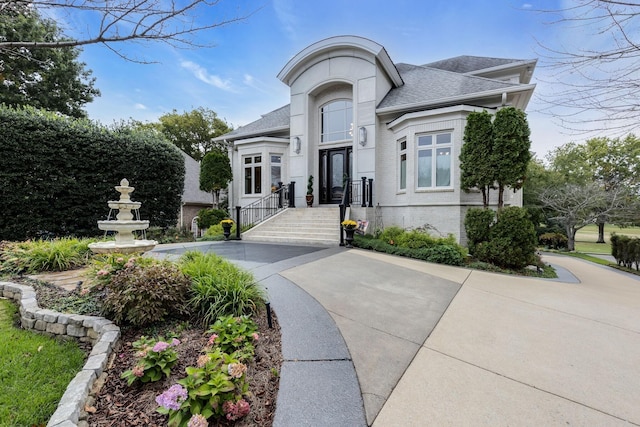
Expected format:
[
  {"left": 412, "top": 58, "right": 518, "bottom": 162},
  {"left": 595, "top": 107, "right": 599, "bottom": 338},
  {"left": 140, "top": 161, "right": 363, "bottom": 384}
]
[{"left": 321, "top": 100, "right": 353, "bottom": 142}]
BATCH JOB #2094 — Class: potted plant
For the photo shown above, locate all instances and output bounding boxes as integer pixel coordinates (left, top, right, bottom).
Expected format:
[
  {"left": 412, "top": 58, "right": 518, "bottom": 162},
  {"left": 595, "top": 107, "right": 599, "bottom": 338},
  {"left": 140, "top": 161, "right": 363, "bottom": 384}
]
[
  {"left": 306, "top": 175, "right": 314, "bottom": 207},
  {"left": 341, "top": 219, "right": 358, "bottom": 248},
  {"left": 220, "top": 219, "right": 234, "bottom": 240}
]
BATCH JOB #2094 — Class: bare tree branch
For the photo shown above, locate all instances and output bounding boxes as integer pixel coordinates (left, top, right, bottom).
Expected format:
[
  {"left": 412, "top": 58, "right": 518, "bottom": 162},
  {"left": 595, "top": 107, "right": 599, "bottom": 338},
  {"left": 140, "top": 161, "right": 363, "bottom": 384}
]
[
  {"left": 531, "top": 0, "right": 640, "bottom": 136},
  {"left": 0, "top": 0, "right": 256, "bottom": 61}
]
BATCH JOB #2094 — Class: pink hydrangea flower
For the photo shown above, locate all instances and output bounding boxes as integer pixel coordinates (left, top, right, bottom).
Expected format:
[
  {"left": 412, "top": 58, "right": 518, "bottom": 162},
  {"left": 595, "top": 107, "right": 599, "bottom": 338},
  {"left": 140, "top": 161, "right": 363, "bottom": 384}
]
[
  {"left": 197, "top": 354, "right": 211, "bottom": 368},
  {"left": 171, "top": 338, "right": 181, "bottom": 347},
  {"left": 97, "top": 269, "right": 109, "bottom": 276},
  {"left": 132, "top": 365, "right": 145, "bottom": 377},
  {"left": 207, "top": 334, "right": 218, "bottom": 346},
  {"left": 116, "top": 257, "right": 125, "bottom": 263},
  {"left": 223, "top": 399, "right": 250, "bottom": 421},
  {"left": 252, "top": 333, "right": 259, "bottom": 341},
  {"left": 187, "top": 414, "right": 208, "bottom": 427},
  {"left": 152, "top": 341, "right": 170, "bottom": 352},
  {"left": 227, "top": 362, "right": 247, "bottom": 379},
  {"left": 155, "top": 384, "right": 187, "bottom": 411}
]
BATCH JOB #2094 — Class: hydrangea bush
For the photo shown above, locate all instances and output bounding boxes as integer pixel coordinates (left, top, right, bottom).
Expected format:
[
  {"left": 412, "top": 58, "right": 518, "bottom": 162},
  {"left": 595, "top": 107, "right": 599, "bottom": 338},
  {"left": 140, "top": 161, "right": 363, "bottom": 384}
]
[
  {"left": 155, "top": 316, "right": 260, "bottom": 426},
  {"left": 121, "top": 336, "right": 180, "bottom": 386}
]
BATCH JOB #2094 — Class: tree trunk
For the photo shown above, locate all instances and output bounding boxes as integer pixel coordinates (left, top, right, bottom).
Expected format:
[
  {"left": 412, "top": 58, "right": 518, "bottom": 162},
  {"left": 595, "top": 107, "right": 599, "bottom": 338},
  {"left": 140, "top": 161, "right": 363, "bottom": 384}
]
[
  {"left": 567, "top": 226, "right": 577, "bottom": 251},
  {"left": 597, "top": 222, "right": 605, "bottom": 243},
  {"left": 498, "top": 186, "right": 504, "bottom": 209},
  {"left": 481, "top": 188, "right": 488, "bottom": 208}
]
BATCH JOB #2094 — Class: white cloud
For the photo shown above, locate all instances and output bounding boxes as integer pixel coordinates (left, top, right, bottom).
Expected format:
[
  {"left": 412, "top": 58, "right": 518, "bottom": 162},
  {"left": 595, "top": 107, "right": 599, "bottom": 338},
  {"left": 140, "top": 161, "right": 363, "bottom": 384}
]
[
  {"left": 180, "top": 61, "right": 234, "bottom": 91},
  {"left": 521, "top": 3, "right": 533, "bottom": 9},
  {"left": 134, "top": 103, "right": 147, "bottom": 110}
]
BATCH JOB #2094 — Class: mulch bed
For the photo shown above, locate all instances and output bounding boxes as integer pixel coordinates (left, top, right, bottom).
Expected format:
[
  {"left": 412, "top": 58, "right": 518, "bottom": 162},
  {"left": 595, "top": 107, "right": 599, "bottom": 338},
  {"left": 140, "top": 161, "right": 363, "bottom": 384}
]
[{"left": 22, "top": 278, "right": 282, "bottom": 427}]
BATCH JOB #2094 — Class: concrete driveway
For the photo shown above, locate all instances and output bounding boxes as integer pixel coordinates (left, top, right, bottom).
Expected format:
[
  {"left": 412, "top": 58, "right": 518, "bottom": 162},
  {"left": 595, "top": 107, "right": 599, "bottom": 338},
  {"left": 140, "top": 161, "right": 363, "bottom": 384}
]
[{"left": 153, "top": 243, "right": 640, "bottom": 426}]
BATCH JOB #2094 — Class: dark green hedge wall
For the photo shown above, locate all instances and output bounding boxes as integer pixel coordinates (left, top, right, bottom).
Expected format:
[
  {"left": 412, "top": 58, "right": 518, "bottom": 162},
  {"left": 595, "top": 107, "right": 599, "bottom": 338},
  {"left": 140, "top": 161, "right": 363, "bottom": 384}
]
[{"left": 0, "top": 106, "right": 185, "bottom": 240}]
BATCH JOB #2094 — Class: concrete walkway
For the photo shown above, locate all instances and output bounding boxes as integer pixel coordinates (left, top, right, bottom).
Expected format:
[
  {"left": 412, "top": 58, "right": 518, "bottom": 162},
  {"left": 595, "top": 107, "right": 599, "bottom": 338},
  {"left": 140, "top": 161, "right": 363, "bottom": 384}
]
[{"left": 152, "top": 242, "right": 640, "bottom": 426}]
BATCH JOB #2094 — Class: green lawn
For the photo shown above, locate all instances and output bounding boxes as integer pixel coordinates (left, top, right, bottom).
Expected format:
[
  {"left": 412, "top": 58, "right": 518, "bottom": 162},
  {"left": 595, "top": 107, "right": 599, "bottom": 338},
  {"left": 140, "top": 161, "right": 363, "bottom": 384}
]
[
  {"left": 0, "top": 299, "right": 86, "bottom": 427},
  {"left": 574, "top": 224, "right": 640, "bottom": 254}
]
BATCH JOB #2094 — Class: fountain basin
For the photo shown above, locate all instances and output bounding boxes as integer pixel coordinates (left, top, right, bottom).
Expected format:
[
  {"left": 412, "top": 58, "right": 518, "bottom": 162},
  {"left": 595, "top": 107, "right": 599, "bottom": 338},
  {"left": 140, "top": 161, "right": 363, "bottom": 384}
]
[
  {"left": 97, "top": 220, "right": 150, "bottom": 234},
  {"left": 107, "top": 201, "right": 141, "bottom": 210},
  {"left": 89, "top": 239, "right": 158, "bottom": 254}
]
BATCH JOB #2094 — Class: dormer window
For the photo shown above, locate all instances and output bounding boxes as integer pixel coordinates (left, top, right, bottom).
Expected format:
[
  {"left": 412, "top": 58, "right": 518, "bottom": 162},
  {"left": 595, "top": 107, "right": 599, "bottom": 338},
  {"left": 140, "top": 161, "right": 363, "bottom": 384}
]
[{"left": 321, "top": 100, "right": 353, "bottom": 143}]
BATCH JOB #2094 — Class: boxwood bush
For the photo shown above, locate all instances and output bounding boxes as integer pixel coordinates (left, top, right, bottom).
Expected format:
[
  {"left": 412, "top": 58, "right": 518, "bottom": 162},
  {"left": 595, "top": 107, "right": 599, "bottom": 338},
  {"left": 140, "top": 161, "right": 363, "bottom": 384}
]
[{"left": 0, "top": 106, "right": 185, "bottom": 240}]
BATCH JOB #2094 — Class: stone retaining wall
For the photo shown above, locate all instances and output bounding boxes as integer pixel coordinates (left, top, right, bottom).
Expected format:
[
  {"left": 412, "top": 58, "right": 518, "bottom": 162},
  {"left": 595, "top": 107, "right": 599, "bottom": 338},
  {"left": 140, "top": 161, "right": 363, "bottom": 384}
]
[{"left": 0, "top": 281, "right": 120, "bottom": 427}]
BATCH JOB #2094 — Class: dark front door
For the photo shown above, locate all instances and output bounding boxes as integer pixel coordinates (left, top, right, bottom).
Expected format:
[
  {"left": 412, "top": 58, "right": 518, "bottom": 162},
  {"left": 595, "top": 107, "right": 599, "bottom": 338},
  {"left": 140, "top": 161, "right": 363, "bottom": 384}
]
[{"left": 319, "top": 147, "right": 352, "bottom": 204}]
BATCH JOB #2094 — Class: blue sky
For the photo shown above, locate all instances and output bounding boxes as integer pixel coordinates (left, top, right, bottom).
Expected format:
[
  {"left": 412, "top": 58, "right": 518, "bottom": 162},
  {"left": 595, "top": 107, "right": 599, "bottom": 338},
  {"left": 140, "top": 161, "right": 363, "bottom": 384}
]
[{"left": 71, "top": 0, "right": 573, "bottom": 157}]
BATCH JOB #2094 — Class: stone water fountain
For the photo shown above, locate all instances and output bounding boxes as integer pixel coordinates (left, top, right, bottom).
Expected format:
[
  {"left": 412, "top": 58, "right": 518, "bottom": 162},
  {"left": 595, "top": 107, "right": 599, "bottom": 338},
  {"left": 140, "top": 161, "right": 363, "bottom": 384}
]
[{"left": 88, "top": 179, "right": 157, "bottom": 254}]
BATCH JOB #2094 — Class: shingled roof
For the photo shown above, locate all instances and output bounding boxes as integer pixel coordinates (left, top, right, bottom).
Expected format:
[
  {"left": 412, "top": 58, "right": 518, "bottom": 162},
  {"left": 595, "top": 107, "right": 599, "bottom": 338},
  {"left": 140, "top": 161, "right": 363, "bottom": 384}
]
[
  {"left": 422, "top": 55, "right": 524, "bottom": 73},
  {"left": 377, "top": 63, "right": 518, "bottom": 110},
  {"left": 219, "top": 54, "right": 532, "bottom": 139},
  {"left": 220, "top": 104, "right": 290, "bottom": 140}
]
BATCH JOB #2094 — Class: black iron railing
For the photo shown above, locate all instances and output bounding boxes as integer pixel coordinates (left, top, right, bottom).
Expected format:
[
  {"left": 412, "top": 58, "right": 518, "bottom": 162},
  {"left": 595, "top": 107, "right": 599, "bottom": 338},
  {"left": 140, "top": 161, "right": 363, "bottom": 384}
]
[
  {"left": 339, "top": 177, "right": 374, "bottom": 245},
  {"left": 234, "top": 182, "right": 295, "bottom": 239}
]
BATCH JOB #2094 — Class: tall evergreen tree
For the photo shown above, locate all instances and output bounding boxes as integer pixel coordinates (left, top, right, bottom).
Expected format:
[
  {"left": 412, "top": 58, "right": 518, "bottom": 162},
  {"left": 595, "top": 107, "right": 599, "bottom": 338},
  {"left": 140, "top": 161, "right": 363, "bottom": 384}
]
[
  {"left": 0, "top": 3, "right": 99, "bottom": 117},
  {"left": 460, "top": 110, "right": 495, "bottom": 207},
  {"left": 492, "top": 107, "right": 532, "bottom": 208},
  {"left": 200, "top": 150, "right": 233, "bottom": 208}
]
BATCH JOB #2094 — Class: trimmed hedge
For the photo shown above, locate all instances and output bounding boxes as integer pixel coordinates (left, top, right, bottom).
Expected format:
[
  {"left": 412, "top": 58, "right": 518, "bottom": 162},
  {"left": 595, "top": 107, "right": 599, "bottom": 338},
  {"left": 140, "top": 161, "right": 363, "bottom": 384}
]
[
  {"left": 0, "top": 106, "right": 185, "bottom": 240},
  {"left": 610, "top": 233, "right": 640, "bottom": 270},
  {"left": 354, "top": 234, "right": 466, "bottom": 266}
]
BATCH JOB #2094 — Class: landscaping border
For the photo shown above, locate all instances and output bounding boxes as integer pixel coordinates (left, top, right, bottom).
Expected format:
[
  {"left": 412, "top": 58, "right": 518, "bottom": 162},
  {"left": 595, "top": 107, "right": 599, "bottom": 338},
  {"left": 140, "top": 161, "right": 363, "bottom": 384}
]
[{"left": 0, "top": 281, "right": 120, "bottom": 427}]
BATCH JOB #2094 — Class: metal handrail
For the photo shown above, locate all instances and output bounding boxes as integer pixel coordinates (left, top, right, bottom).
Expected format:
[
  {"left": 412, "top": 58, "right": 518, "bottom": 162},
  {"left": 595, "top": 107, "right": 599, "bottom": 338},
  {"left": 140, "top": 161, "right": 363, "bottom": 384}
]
[{"left": 234, "top": 182, "right": 293, "bottom": 239}]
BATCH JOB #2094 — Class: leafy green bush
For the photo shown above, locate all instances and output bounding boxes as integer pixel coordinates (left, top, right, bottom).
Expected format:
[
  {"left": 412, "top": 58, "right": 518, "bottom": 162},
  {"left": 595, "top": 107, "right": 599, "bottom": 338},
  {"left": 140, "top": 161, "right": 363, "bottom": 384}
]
[
  {"left": 197, "top": 209, "right": 229, "bottom": 230},
  {"left": 473, "top": 207, "right": 537, "bottom": 270},
  {"left": 353, "top": 233, "right": 466, "bottom": 266},
  {"left": 464, "top": 208, "right": 495, "bottom": 254},
  {"left": 0, "top": 105, "right": 184, "bottom": 240},
  {"left": 0, "top": 237, "right": 93, "bottom": 275},
  {"left": 158, "top": 348, "right": 250, "bottom": 425},
  {"left": 146, "top": 226, "right": 195, "bottom": 244},
  {"left": 121, "top": 336, "right": 180, "bottom": 386},
  {"left": 539, "top": 232, "right": 568, "bottom": 249},
  {"left": 379, "top": 226, "right": 405, "bottom": 245},
  {"left": 102, "top": 261, "right": 191, "bottom": 326},
  {"left": 207, "top": 315, "right": 259, "bottom": 361},
  {"left": 610, "top": 233, "right": 640, "bottom": 270},
  {"left": 179, "top": 252, "right": 266, "bottom": 326}
]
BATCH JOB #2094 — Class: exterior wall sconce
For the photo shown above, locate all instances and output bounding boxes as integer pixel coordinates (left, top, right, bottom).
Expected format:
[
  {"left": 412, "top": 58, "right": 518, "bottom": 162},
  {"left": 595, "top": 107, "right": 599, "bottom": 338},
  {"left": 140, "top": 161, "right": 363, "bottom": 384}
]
[
  {"left": 293, "top": 136, "right": 301, "bottom": 154},
  {"left": 359, "top": 126, "right": 367, "bottom": 146}
]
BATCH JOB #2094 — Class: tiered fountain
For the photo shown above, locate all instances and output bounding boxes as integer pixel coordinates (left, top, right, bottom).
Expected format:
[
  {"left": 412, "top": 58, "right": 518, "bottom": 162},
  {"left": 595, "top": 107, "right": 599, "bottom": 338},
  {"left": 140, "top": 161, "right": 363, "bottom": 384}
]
[{"left": 88, "top": 179, "right": 158, "bottom": 254}]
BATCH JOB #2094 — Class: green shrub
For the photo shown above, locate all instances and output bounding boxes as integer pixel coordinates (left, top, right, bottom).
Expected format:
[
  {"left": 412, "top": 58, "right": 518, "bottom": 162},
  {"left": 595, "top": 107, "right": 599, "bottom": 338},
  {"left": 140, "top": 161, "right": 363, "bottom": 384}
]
[
  {"left": 207, "top": 315, "right": 259, "bottom": 361},
  {"left": 379, "top": 226, "right": 405, "bottom": 245},
  {"left": 146, "top": 226, "right": 195, "bottom": 244},
  {"left": 474, "top": 207, "right": 537, "bottom": 270},
  {"left": 0, "top": 237, "right": 93, "bottom": 275},
  {"left": 102, "top": 261, "right": 191, "bottom": 326},
  {"left": 353, "top": 234, "right": 466, "bottom": 266},
  {"left": 0, "top": 105, "right": 184, "bottom": 240},
  {"left": 197, "top": 209, "right": 229, "bottom": 230},
  {"left": 121, "top": 336, "right": 180, "bottom": 386},
  {"left": 539, "top": 232, "right": 568, "bottom": 250},
  {"left": 179, "top": 252, "right": 266, "bottom": 326},
  {"left": 464, "top": 208, "right": 495, "bottom": 254}
]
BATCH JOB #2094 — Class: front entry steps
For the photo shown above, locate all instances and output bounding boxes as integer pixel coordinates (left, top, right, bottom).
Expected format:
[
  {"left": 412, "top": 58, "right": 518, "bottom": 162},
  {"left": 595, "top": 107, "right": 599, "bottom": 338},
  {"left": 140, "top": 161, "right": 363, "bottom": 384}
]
[{"left": 241, "top": 206, "right": 341, "bottom": 246}]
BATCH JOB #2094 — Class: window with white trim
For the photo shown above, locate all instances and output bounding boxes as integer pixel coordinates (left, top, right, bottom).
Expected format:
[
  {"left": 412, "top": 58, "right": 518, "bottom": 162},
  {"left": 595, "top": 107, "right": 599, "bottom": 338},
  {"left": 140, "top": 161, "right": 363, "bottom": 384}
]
[
  {"left": 321, "top": 100, "right": 353, "bottom": 142},
  {"left": 399, "top": 139, "right": 407, "bottom": 191},
  {"left": 244, "top": 155, "right": 262, "bottom": 195},
  {"left": 270, "top": 155, "right": 282, "bottom": 192},
  {"left": 417, "top": 132, "right": 452, "bottom": 188}
]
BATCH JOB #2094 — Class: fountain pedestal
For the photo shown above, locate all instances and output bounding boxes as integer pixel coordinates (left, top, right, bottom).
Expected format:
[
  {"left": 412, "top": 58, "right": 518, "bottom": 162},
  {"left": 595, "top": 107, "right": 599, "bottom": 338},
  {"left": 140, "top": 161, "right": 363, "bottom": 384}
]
[{"left": 89, "top": 179, "right": 158, "bottom": 254}]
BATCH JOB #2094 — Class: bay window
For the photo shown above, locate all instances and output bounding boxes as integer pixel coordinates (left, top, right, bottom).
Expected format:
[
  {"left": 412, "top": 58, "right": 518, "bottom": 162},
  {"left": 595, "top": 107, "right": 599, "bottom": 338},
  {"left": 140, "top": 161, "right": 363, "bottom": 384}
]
[{"left": 417, "top": 132, "right": 452, "bottom": 188}]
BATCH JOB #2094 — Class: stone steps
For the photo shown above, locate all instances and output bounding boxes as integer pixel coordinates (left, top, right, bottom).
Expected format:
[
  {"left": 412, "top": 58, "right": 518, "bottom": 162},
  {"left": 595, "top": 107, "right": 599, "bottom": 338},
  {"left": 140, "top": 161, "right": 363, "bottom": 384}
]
[{"left": 241, "top": 207, "right": 341, "bottom": 246}]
